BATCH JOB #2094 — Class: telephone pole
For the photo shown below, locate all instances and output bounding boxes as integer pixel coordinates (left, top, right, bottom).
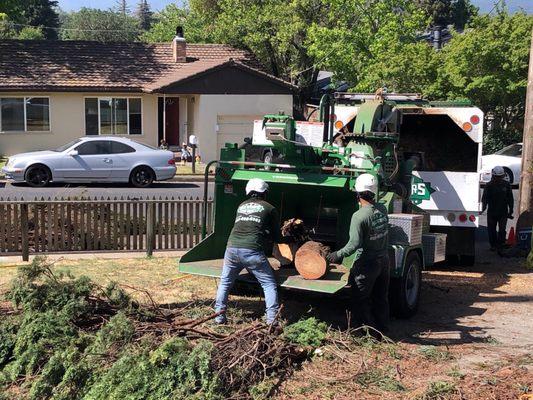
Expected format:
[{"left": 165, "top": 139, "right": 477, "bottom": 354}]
[{"left": 517, "top": 29, "right": 533, "bottom": 231}]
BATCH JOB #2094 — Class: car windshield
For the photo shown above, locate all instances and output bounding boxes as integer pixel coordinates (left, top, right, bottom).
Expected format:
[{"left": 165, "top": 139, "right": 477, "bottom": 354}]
[
  {"left": 495, "top": 144, "right": 522, "bottom": 157},
  {"left": 54, "top": 139, "right": 82, "bottom": 152}
]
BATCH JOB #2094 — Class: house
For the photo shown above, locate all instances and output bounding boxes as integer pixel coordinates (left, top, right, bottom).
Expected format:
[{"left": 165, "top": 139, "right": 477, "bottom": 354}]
[{"left": 0, "top": 35, "right": 294, "bottom": 161}]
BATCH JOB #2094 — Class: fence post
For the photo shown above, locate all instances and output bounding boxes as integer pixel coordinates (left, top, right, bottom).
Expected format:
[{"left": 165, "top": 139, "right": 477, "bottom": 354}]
[
  {"left": 20, "top": 204, "right": 29, "bottom": 262},
  {"left": 146, "top": 202, "right": 155, "bottom": 256}
]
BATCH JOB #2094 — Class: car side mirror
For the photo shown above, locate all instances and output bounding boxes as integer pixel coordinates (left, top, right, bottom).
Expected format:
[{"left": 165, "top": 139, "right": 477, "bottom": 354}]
[{"left": 67, "top": 150, "right": 79, "bottom": 156}]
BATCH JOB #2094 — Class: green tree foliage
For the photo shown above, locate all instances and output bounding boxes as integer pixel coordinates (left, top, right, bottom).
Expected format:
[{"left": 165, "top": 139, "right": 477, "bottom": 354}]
[
  {"left": 61, "top": 8, "right": 141, "bottom": 42},
  {"left": 0, "top": 0, "right": 58, "bottom": 39},
  {"left": 136, "top": 0, "right": 153, "bottom": 31},
  {"left": 141, "top": 3, "right": 214, "bottom": 43},
  {"left": 115, "top": 0, "right": 130, "bottom": 16},
  {"left": 438, "top": 10, "right": 533, "bottom": 152},
  {"left": 307, "top": 0, "right": 430, "bottom": 92},
  {"left": 415, "top": 0, "right": 477, "bottom": 29}
]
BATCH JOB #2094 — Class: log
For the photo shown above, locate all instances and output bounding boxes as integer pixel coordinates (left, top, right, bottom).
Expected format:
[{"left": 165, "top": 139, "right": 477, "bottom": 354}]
[
  {"left": 272, "top": 242, "right": 299, "bottom": 266},
  {"left": 294, "top": 241, "right": 330, "bottom": 280}
]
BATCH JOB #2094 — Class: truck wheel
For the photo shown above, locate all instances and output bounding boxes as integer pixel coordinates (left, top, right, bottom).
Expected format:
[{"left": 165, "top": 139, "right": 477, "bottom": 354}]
[{"left": 391, "top": 251, "right": 422, "bottom": 318}]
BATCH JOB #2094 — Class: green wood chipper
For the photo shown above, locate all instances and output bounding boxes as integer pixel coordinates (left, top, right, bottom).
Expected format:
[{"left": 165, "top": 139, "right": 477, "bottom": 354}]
[{"left": 178, "top": 92, "right": 482, "bottom": 317}]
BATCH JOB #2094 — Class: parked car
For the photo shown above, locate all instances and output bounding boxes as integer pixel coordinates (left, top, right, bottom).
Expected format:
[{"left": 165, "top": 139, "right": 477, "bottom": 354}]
[
  {"left": 480, "top": 143, "right": 522, "bottom": 185},
  {"left": 2, "top": 137, "right": 176, "bottom": 188},
  {"left": 239, "top": 137, "right": 282, "bottom": 165}
]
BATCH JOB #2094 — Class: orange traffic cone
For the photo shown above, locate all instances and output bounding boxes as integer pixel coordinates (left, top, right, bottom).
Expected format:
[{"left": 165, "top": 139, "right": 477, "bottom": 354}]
[{"left": 507, "top": 227, "right": 516, "bottom": 246}]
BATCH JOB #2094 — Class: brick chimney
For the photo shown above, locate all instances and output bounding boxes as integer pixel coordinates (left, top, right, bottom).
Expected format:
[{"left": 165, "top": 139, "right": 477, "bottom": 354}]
[{"left": 172, "top": 26, "right": 186, "bottom": 63}]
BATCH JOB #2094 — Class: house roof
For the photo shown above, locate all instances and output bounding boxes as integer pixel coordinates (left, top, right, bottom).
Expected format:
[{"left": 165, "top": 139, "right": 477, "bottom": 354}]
[{"left": 0, "top": 40, "right": 292, "bottom": 93}]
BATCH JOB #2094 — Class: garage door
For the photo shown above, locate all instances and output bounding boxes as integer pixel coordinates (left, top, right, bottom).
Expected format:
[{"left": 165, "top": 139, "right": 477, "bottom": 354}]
[{"left": 216, "top": 115, "right": 263, "bottom": 151}]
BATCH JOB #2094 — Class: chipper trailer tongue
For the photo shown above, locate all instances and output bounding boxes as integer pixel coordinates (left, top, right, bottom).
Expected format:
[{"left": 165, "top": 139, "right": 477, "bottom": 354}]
[{"left": 179, "top": 92, "right": 483, "bottom": 317}]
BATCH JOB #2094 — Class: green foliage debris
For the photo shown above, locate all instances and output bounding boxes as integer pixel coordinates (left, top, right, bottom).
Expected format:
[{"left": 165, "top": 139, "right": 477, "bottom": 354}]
[{"left": 283, "top": 317, "right": 328, "bottom": 348}]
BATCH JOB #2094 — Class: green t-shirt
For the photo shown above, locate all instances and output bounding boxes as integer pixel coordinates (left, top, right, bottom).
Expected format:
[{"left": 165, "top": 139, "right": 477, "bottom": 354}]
[
  {"left": 227, "top": 198, "right": 282, "bottom": 252},
  {"left": 335, "top": 203, "right": 389, "bottom": 261}
]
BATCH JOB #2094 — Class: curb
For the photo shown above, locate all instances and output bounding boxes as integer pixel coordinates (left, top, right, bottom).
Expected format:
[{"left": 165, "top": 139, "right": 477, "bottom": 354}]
[{"left": 0, "top": 176, "right": 213, "bottom": 184}]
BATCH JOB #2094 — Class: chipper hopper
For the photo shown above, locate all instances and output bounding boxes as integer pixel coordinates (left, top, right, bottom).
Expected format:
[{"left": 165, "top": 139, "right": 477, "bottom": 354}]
[{"left": 177, "top": 92, "right": 465, "bottom": 317}]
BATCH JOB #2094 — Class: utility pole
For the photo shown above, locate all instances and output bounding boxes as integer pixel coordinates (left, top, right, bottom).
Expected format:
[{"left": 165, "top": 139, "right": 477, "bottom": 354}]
[{"left": 517, "top": 29, "right": 533, "bottom": 232}]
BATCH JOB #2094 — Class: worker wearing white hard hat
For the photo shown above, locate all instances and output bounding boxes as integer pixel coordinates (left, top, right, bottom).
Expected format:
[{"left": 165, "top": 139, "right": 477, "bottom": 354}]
[
  {"left": 327, "top": 173, "right": 390, "bottom": 333},
  {"left": 215, "top": 178, "right": 287, "bottom": 324},
  {"left": 481, "top": 166, "right": 514, "bottom": 251}
]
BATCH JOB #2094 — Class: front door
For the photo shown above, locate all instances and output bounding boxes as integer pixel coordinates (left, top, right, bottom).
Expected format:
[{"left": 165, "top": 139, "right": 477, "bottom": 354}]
[
  {"left": 165, "top": 98, "right": 180, "bottom": 147},
  {"left": 62, "top": 140, "right": 113, "bottom": 180}
]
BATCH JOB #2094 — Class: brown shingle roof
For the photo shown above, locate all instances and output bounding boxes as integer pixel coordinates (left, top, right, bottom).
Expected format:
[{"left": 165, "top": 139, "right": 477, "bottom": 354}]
[{"left": 0, "top": 40, "right": 275, "bottom": 92}]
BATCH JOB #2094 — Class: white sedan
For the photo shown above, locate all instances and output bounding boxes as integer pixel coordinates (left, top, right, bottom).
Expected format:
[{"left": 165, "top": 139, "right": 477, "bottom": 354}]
[
  {"left": 2, "top": 137, "right": 177, "bottom": 188},
  {"left": 480, "top": 143, "right": 522, "bottom": 185}
]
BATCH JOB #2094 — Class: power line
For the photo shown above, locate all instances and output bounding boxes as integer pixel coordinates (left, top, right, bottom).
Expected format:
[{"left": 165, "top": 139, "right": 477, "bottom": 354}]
[{"left": 9, "top": 22, "right": 144, "bottom": 33}]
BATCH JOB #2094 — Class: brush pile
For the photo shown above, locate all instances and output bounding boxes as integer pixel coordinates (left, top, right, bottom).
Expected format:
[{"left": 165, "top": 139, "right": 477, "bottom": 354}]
[{"left": 0, "top": 257, "right": 311, "bottom": 400}]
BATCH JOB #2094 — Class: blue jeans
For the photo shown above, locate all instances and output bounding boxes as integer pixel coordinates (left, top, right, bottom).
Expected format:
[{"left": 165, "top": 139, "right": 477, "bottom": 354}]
[{"left": 215, "top": 247, "right": 279, "bottom": 324}]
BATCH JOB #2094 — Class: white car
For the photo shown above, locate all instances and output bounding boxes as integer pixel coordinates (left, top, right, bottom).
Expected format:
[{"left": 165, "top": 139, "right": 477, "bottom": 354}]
[
  {"left": 2, "top": 137, "right": 177, "bottom": 188},
  {"left": 480, "top": 143, "right": 522, "bottom": 185}
]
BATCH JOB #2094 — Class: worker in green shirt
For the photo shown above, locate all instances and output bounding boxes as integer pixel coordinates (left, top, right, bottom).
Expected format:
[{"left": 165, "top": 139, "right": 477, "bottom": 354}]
[
  {"left": 215, "top": 178, "right": 286, "bottom": 325},
  {"left": 327, "top": 173, "right": 390, "bottom": 333},
  {"left": 481, "top": 166, "right": 514, "bottom": 250}
]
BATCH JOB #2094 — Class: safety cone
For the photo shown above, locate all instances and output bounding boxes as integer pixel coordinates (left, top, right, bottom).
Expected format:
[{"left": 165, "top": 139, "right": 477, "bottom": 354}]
[{"left": 507, "top": 227, "right": 516, "bottom": 246}]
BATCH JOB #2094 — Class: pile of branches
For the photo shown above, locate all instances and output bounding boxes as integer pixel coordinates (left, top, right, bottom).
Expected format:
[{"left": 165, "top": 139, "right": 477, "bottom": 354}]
[{"left": 0, "top": 257, "right": 310, "bottom": 400}]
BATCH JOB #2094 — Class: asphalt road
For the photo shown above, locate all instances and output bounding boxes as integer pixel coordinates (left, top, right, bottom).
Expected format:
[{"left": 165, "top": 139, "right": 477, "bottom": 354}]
[{"left": 0, "top": 181, "right": 215, "bottom": 200}]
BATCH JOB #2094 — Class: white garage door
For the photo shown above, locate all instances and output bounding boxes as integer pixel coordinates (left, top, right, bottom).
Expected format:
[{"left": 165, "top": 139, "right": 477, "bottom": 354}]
[{"left": 216, "top": 115, "right": 263, "bottom": 151}]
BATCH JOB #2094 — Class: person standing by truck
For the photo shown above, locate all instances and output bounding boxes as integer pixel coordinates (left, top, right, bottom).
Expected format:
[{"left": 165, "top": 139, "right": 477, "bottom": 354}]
[
  {"left": 481, "top": 166, "right": 514, "bottom": 251},
  {"left": 327, "top": 173, "right": 390, "bottom": 333},
  {"left": 214, "top": 178, "right": 285, "bottom": 325}
]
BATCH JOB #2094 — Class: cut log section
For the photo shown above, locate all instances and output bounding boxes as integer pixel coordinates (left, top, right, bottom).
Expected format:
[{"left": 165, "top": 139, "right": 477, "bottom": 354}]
[
  {"left": 273, "top": 243, "right": 299, "bottom": 267},
  {"left": 294, "top": 241, "right": 330, "bottom": 280}
]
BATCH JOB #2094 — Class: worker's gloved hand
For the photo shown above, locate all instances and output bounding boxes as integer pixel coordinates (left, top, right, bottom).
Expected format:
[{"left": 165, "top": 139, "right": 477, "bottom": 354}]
[
  {"left": 326, "top": 251, "right": 342, "bottom": 264},
  {"left": 279, "top": 236, "right": 295, "bottom": 244}
]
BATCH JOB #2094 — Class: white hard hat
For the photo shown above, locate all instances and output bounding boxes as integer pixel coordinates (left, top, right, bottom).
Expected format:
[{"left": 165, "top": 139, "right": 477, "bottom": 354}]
[
  {"left": 492, "top": 166, "right": 505, "bottom": 177},
  {"left": 246, "top": 178, "right": 269, "bottom": 195},
  {"left": 355, "top": 173, "right": 378, "bottom": 195}
]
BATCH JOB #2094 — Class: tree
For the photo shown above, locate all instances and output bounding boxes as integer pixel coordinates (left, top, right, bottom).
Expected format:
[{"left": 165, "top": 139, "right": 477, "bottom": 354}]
[
  {"left": 437, "top": 10, "right": 533, "bottom": 153},
  {"left": 115, "top": 0, "right": 130, "bottom": 16},
  {"left": 142, "top": 3, "right": 214, "bottom": 43},
  {"left": 0, "top": 13, "right": 45, "bottom": 39},
  {"left": 0, "top": 0, "right": 59, "bottom": 39},
  {"left": 414, "top": 0, "right": 477, "bottom": 29},
  {"left": 136, "top": 0, "right": 153, "bottom": 31},
  {"left": 61, "top": 8, "right": 141, "bottom": 42},
  {"left": 307, "top": 0, "right": 430, "bottom": 92}
]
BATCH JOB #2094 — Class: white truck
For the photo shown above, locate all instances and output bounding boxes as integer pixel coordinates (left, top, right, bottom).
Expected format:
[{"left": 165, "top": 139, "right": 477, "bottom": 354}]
[{"left": 332, "top": 93, "right": 483, "bottom": 265}]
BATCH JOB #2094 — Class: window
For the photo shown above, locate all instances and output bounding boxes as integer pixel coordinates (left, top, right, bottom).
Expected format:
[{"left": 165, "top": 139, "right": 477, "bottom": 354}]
[
  {"left": 495, "top": 144, "right": 522, "bottom": 157},
  {"left": 85, "top": 97, "right": 142, "bottom": 135},
  {"left": 54, "top": 139, "right": 82, "bottom": 152},
  {"left": 111, "top": 142, "right": 135, "bottom": 154},
  {"left": 0, "top": 97, "right": 50, "bottom": 132},
  {"left": 76, "top": 140, "right": 112, "bottom": 155}
]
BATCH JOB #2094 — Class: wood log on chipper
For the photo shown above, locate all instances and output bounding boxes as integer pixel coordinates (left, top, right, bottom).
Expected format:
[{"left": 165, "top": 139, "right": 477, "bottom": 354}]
[{"left": 294, "top": 241, "right": 330, "bottom": 280}]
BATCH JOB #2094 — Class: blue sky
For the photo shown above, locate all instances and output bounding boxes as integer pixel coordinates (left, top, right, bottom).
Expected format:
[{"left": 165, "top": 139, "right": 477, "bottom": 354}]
[{"left": 57, "top": 0, "right": 533, "bottom": 13}]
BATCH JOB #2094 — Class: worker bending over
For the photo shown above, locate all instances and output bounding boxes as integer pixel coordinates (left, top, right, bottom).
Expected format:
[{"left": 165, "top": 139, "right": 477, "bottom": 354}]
[
  {"left": 215, "top": 178, "right": 285, "bottom": 324},
  {"left": 327, "top": 173, "right": 390, "bottom": 333},
  {"left": 481, "top": 166, "right": 514, "bottom": 251}
]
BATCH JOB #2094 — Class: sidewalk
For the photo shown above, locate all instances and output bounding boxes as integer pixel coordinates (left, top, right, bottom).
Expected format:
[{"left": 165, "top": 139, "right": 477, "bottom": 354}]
[{"left": 0, "top": 250, "right": 186, "bottom": 266}]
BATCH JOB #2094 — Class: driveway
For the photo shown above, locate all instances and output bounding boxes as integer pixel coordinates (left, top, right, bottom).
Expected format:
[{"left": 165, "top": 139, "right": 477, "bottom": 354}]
[{"left": 0, "top": 181, "right": 215, "bottom": 200}]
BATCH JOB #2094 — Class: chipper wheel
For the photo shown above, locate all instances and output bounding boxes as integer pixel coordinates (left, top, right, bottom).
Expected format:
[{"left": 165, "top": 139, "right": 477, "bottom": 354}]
[{"left": 390, "top": 251, "right": 422, "bottom": 318}]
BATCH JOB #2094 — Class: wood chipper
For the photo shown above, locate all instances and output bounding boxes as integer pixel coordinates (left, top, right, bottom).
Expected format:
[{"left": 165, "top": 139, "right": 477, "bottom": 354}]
[{"left": 179, "top": 92, "right": 481, "bottom": 317}]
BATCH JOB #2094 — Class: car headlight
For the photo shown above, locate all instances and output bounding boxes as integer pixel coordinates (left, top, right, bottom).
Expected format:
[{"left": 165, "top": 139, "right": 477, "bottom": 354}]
[{"left": 6, "top": 158, "right": 12, "bottom": 168}]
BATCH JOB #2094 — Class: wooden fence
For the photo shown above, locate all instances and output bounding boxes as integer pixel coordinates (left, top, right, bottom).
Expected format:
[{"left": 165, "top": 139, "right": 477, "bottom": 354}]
[{"left": 0, "top": 197, "right": 214, "bottom": 260}]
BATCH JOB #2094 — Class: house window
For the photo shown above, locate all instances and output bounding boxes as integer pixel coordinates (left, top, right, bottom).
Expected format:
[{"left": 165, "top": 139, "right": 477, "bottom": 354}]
[
  {"left": 85, "top": 97, "right": 142, "bottom": 135},
  {"left": 0, "top": 97, "right": 50, "bottom": 132}
]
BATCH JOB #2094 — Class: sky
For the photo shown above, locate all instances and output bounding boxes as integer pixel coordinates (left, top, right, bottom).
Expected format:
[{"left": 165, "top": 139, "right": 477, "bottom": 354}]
[{"left": 56, "top": 0, "right": 533, "bottom": 13}]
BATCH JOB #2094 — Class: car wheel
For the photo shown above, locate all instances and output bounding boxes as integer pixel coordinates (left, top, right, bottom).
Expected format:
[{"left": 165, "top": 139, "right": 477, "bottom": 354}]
[
  {"left": 130, "top": 166, "right": 154, "bottom": 188},
  {"left": 390, "top": 251, "right": 422, "bottom": 318},
  {"left": 503, "top": 167, "right": 514, "bottom": 185},
  {"left": 25, "top": 165, "right": 51, "bottom": 187},
  {"left": 262, "top": 151, "right": 274, "bottom": 170}
]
